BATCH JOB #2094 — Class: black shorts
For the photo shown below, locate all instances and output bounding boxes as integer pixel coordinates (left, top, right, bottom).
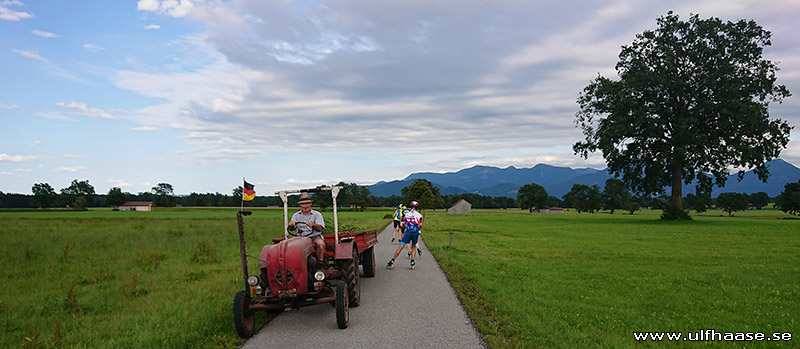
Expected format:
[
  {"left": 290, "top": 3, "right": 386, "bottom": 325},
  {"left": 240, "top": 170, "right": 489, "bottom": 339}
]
[
  {"left": 393, "top": 220, "right": 401, "bottom": 228},
  {"left": 309, "top": 234, "right": 323, "bottom": 242}
]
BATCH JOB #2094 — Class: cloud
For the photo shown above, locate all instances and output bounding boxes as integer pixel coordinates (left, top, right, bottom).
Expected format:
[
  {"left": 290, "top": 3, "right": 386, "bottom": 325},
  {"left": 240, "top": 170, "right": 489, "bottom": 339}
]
[
  {"left": 108, "top": 179, "right": 134, "bottom": 188},
  {"left": 0, "top": 0, "right": 32, "bottom": 21},
  {"left": 83, "top": 43, "right": 105, "bottom": 52},
  {"left": 11, "top": 48, "right": 48, "bottom": 62},
  {"left": 32, "top": 29, "right": 59, "bottom": 38},
  {"left": 119, "top": 0, "right": 800, "bottom": 172},
  {"left": 56, "top": 101, "right": 116, "bottom": 119},
  {"left": 144, "top": 24, "right": 161, "bottom": 30},
  {"left": 53, "top": 166, "right": 86, "bottom": 173},
  {"left": 137, "top": 0, "right": 194, "bottom": 18},
  {"left": 0, "top": 101, "right": 18, "bottom": 109},
  {"left": 131, "top": 126, "right": 160, "bottom": 131},
  {"left": 0, "top": 153, "right": 39, "bottom": 162}
]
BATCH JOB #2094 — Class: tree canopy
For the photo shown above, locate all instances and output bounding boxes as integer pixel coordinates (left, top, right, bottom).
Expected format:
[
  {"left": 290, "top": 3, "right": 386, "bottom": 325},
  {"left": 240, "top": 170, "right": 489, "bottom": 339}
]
[
  {"left": 517, "top": 183, "right": 549, "bottom": 211},
  {"left": 775, "top": 180, "right": 800, "bottom": 216},
  {"left": 573, "top": 12, "right": 792, "bottom": 218},
  {"left": 716, "top": 192, "right": 750, "bottom": 216},
  {"left": 401, "top": 179, "right": 444, "bottom": 210}
]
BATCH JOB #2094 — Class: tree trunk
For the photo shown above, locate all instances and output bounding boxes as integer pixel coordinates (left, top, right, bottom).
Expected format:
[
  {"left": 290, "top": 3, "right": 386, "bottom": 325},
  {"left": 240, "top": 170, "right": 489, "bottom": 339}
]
[{"left": 671, "top": 162, "right": 683, "bottom": 211}]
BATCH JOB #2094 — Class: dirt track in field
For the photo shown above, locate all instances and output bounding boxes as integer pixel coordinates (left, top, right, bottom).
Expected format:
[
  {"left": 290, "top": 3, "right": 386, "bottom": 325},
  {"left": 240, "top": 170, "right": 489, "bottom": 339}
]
[{"left": 240, "top": 224, "right": 487, "bottom": 348}]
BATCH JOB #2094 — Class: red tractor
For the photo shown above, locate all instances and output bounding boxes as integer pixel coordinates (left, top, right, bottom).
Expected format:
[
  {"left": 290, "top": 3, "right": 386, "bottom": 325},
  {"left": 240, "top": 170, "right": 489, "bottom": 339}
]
[{"left": 233, "top": 186, "right": 378, "bottom": 338}]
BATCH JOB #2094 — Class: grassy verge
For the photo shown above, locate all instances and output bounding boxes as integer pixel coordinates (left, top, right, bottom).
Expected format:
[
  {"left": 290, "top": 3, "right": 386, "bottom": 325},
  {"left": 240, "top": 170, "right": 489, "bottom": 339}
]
[
  {"left": 0, "top": 207, "right": 389, "bottom": 348},
  {"left": 423, "top": 208, "right": 799, "bottom": 348}
]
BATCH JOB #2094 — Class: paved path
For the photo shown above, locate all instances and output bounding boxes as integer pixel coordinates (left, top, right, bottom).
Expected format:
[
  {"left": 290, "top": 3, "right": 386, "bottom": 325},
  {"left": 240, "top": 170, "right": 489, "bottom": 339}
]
[{"left": 241, "top": 224, "right": 487, "bottom": 348}]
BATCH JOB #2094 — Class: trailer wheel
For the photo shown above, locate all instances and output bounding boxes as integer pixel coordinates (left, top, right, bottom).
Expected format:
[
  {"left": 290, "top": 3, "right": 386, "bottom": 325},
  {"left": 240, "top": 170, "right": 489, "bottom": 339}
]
[
  {"left": 361, "top": 246, "right": 376, "bottom": 277},
  {"left": 336, "top": 280, "right": 349, "bottom": 329},
  {"left": 340, "top": 245, "right": 361, "bottom": 307},
  {"left": 233, "top": 291, "right": 255, "bottom": 338}
]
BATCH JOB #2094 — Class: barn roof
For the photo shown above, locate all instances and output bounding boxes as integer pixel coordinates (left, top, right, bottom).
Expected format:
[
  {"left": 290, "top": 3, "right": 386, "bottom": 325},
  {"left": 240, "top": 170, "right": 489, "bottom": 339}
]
[
  {"left": 120, "top": 201, "right": 154, "bottom": 207},
  {"left": 448, "top": 199, "right": 471, "bottom": 209}
]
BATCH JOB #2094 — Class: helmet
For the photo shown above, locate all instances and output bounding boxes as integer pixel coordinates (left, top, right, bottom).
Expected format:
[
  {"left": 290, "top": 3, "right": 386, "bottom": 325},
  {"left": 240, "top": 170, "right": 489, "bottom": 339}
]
[
  {"left": 398, "top": 204, "right": 403, "bottom": 208},
  {"left": 409, "top": 201, "right": 419, "bottom": 208}
]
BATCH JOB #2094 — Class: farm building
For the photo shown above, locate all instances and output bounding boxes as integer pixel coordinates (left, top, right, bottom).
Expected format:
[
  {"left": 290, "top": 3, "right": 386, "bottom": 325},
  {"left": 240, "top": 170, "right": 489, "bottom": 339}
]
[
  {"left": 447, "top": 199, "right": 472, "bottom": 214},
  {"left": 530, "top": 207, "right": 564, "bottom": 214},
  {"left": 119, "top": 201, "right": 154, "bottom": 211}
]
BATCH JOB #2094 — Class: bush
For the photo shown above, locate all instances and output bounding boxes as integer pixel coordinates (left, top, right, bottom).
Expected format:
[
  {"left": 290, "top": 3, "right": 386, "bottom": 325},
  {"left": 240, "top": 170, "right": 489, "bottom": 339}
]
[{"left": 661, "top": 202, "right": 691, "bottom": 220}]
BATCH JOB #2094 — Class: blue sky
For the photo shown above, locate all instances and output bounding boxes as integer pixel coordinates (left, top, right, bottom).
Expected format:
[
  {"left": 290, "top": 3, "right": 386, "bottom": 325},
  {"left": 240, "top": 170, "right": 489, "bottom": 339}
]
[{"left": 2, "top": 0, "right": 799, "bottom": 196}]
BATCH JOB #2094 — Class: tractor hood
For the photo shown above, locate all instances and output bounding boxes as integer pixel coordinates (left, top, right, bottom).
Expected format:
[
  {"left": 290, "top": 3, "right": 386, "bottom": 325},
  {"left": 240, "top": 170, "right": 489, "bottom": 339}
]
[{"left": 259, "top": 237, "right": 313, "bottom": 298}]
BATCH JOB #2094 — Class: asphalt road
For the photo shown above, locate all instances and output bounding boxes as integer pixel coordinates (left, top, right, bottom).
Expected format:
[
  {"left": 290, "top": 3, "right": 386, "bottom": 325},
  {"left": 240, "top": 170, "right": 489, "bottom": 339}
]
[{"left": 241, "top": 224, "right": 487, "bottom": 348}]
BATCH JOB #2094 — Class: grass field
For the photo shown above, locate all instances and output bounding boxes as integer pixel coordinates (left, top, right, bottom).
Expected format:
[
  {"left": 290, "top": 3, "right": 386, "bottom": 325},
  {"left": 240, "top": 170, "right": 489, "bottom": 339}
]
[
  {"left": 422, "top": 208, "right": 799, "bottom": 348},
  {"left": 2, "top": 207, "right": 798, "bottom": 348},
  {"left": 0, "top": 207, "right": 389, "bottom": 348}
]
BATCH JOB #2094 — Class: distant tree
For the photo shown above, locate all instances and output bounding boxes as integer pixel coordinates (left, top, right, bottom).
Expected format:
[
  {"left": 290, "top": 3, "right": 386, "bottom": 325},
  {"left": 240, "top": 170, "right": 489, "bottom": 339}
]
[
  {"left": 313, "top": 185, "right": 334, "bottom": 210},
  {"left": 61, "top": 179, "right": 95, "bottom": 208},
  {"left": 562, "top": 184, "right": 602, "bottom": 213},
  {"left": 716, "top": 192, "right": 750, "bottom": 216},
  {"left": 106, "top": 187, "right": 127, "bottom": 207},
  {"left": 61, "top": 179, "right": 95, "bottom": 196},
  {"left": 748, "top": 192, "right": 770, "bottom": 209},
  {"left": 775, "top": 180, "right": 800, "bottom": 216},
  {"left": 602, "top": 178, "right": 631, "bottom": 214},
  {"left": 624, "top": 197, "right": 641, "bottom": 215},
  {"left": 402, "top": 179, "right": 444, "bottom": 210},
  {"left": 348, "top": 184, "right": 372, "bottom": 211},
  {"left": 31, "top": 182, "right": 57, "bottom": 208},
  {"left": 232, "top": 186, "right": 243, "bottom": 198},
  {"left": 573, "top": 12, "right": 792, "bottom": 219},
  {"left": 517, "top": 183, "right": 549, "bottom": 211},
  {"left": 151, "top": 183, "right": 174, "bottom": 207},
  {"left": 72, "top": 195, "right": 87, "bottom": 210}
]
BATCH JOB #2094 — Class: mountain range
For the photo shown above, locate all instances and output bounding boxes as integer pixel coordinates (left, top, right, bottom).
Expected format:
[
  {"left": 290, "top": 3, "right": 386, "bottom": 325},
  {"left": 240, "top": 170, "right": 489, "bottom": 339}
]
[{"left": 367, "top": 159, "right": 800, "bottom": 198}]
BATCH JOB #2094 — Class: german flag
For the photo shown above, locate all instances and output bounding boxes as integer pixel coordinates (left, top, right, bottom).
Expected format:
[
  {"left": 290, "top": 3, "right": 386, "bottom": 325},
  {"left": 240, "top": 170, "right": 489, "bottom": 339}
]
[{"left": 242, "top": 180, "right": 255, "bottom": 201}]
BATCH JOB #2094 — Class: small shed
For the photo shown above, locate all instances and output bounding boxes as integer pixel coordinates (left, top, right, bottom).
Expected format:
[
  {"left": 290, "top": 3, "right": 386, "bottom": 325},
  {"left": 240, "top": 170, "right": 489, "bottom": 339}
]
[
  {"left": 530, "top": 207, "right": 564, "bottom": 214},
  {"left": 119, "top": 201, "right": 154, "bottom": 211},
  {"left": 447, "top": 199, "right": 472, "bottom": 214}
]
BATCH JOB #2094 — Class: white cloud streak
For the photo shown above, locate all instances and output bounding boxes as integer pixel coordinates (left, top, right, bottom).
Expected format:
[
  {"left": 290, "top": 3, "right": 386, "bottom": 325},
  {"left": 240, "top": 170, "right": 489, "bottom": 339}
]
[
  {"left": 0, "top": 153, "right": 39, "bottom": 162},
  {"left": 0, "top": 0, "right": 32, "bottom": 21},
  {"left": 56, "top": 101, "right": 116, "bottom": 119},
  {"left": 11, "top": 48, "right": 48, "bottom": 62},
  {"left": 32, "top": 29, "right": 59, "bottom": 38},
  {"left": 0, "top": 101, "right": 18, "bottom": 109}
]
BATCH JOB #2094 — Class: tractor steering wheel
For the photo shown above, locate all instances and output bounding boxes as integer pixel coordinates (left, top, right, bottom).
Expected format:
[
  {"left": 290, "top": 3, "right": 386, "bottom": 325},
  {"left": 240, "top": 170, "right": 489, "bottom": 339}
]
[{"left": 288, "top": 221, "right": 306, "bottom": 237}]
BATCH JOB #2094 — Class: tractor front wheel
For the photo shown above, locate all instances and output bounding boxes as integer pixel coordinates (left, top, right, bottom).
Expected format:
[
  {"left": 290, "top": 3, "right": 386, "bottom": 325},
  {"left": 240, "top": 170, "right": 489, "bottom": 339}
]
[
  {"left": 336, "top": 280, "right": 349, "bottom": 329},
  {"left": 233, "top": 291, "right": 255, "bottom": 338}
]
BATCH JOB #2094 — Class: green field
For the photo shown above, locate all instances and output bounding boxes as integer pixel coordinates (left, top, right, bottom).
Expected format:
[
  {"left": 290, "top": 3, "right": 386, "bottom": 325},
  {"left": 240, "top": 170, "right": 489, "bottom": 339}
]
[
  {"left": 2, "top": 207, "right": 798, "bottom": 348},
  {"left": 0, "top": 207, "right": 389, "bottom": 348},
  {"left": 423, "top": 208, "right": 799, "bottom": 348}
]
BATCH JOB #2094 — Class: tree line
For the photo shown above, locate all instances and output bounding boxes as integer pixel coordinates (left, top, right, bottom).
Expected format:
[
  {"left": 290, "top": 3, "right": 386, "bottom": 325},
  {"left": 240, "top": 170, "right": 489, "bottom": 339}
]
[{"left": 3, "top": 177, "right": 799, "bottom": 216}]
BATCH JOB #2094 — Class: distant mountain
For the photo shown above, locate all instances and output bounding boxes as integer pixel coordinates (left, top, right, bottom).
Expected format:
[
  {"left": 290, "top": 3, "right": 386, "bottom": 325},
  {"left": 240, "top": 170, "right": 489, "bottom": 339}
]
[{"left": 367, "top": 159, "right": 800, "bottom": 198}]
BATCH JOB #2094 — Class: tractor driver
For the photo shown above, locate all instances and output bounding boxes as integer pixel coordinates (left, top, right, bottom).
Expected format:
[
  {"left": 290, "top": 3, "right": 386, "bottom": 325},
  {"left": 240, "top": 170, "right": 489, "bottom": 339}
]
[{"left": 288, "top": 192, "right": 326, "bottom": 265}]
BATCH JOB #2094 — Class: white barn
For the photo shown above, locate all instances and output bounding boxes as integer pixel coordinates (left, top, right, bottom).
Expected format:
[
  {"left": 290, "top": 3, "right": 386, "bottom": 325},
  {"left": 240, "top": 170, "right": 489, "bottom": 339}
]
[{"left": 119, "top": 201, "right": 154, "bottom": 211}]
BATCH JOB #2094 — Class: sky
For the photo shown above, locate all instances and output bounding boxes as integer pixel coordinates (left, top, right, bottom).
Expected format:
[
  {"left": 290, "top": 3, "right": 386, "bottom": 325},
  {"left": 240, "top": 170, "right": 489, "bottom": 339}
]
[{"left": 1, "top": 0, "right": 799, "bottom": 196}]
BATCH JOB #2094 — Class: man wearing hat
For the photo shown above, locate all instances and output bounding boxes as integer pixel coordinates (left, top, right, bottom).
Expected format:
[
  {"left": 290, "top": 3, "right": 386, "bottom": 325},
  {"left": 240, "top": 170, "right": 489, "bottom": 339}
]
[{"left": 288, "top": 192, "right": 326, "bottom": 264}]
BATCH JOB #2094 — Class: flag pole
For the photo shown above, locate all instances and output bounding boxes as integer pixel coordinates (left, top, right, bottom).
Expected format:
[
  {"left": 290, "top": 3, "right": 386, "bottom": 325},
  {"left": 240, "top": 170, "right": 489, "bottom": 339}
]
[{"left": 241, "top": 177, "right": 245, "bottom": 212}]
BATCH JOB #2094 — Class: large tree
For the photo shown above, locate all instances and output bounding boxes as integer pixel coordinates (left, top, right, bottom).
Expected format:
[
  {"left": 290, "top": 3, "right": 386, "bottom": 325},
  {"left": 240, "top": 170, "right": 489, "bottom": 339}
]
[
  {"left": 31, "top": 182, "right": 57, "bottom": 208},
  {"left": 517, "top": 183, "right": 549, "bottom": 211},
  {"left": 775, "top": 179, "right": 800, "bottom": 216},
  {"left": 401, "top": 179, "right": 444, "bottom": 210},
  {"left": 573, "top": 12, "right": 792, "bottom": 217}
]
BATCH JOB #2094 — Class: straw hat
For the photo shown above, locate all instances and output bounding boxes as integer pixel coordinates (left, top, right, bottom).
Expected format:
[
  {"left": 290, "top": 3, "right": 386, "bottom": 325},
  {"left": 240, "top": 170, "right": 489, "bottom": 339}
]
[{"left": 298, "top": 192, "right": 313, "bottom": 204}]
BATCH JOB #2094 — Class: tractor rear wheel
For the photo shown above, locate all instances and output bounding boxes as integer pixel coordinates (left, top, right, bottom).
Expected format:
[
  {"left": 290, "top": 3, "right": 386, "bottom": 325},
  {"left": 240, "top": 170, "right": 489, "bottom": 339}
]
[
  {"left": 340, "top": 245, "right": 361, "bottom": 307},
  {"left": 336, "top": 280, "right": 349, "bottom": 329},
  {"left": 361, "top": 246, "right": 376, "bottom": 277},
  {"left": 233, "top": 291, "right": 255, "bottom": 338}
]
